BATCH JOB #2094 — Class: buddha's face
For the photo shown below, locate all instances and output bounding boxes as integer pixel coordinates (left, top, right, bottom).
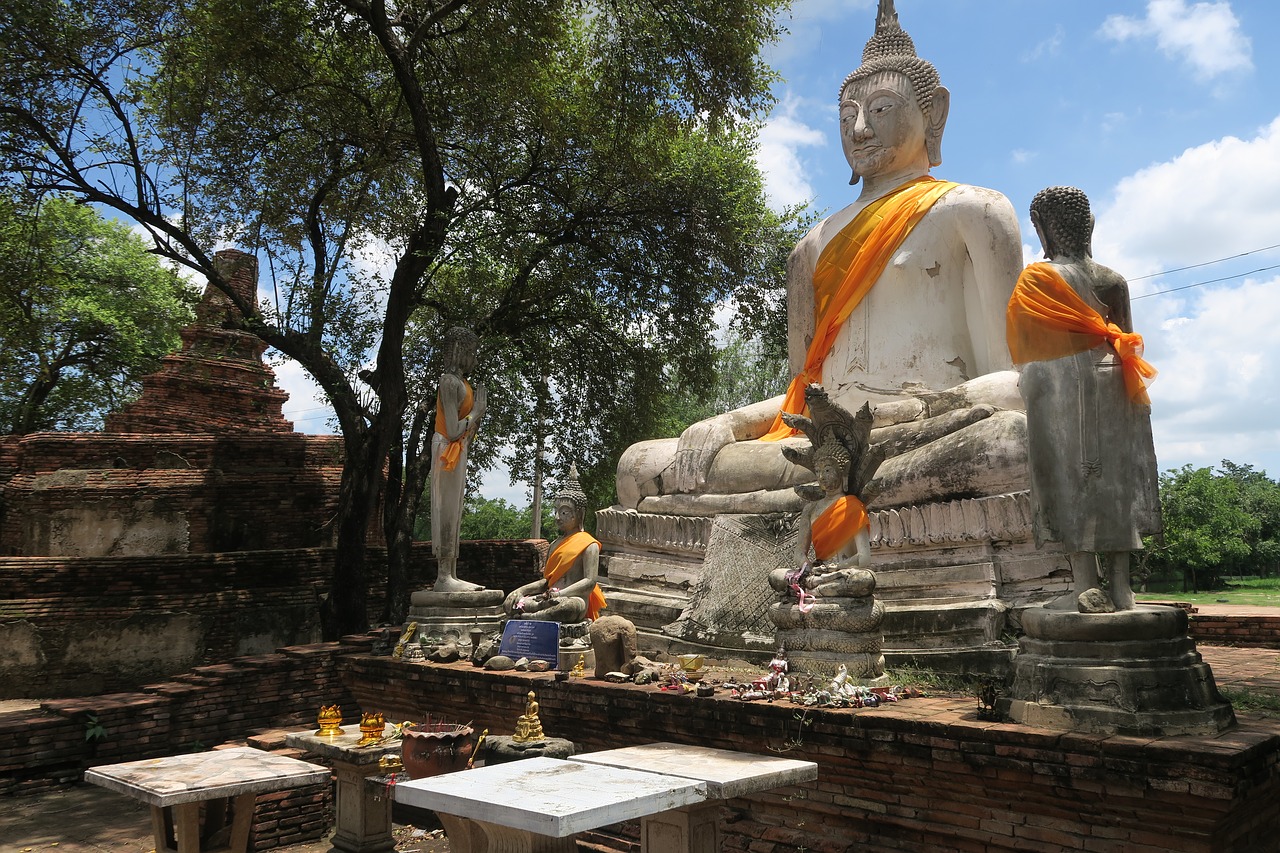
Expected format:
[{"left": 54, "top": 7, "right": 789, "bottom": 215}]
[
  {"left": 555, "top": 499, "right": 582, "bottom": 534},
  {"left": 816, "top": 457, "right": 844, "bottom": 496},
  {"left": 839, "top": 71, "right": 929, "bottom": 181}
]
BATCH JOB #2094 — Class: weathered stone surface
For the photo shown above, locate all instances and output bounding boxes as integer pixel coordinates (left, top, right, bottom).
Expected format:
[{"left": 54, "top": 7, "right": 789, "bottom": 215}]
[
  {"left": 1000, "top": 605, "right": 1235, "bottom": 736},
  {"left": 588, "top": 615, "right": 638, "bottom": 677}
]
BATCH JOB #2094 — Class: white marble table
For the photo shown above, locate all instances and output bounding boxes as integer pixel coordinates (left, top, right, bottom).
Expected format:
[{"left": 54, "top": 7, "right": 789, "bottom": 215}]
[
  {"left": 392, "top": 755, "right": 708, "bottom": 853},
  {"left": 571, "top": 742, "right": 819, "bottom": 852},
  {"left": 84, "top": 746, "right": 331, "bottom": 853},
  {"left": 285, "top": 729, "right": 403, "bottom": 853}
]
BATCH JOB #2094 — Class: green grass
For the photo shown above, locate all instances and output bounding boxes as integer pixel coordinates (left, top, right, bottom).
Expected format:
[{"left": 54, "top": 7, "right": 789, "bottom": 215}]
[
  {"left": 1220, "top": 687, "right": 1280, "bottom": 720},
  {"left": 1135, "top": 576, "right": 1280, "bottom": 608}
]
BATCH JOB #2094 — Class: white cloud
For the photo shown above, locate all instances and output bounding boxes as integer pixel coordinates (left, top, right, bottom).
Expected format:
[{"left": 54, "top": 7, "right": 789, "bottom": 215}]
[
  {"left": 1011, "top": 149, "right": 1036, "bottom": 165},
  {"left": 1095, "top": 115, "right": 1280, "bottom": 281},
  {"left": 754, "top": 96, "right": 827, "bottom": 210},
  {"left": 272, "top": 356, "right": 338, "bottom": 435},
  {"left": 1021, "top": 24, "right": 1065, "bottom": 62},
  {"left": 1099, "top": 0, "right": 1252, "bottom": 81},
  {"left": 1089, "top": 115, "right": 1280, "bottom": 475}
]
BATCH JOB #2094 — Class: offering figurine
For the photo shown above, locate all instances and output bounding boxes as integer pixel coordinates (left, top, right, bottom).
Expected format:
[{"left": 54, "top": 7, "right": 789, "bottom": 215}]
[
  {"left": 357, "top": 712, "right": 386, "bottom": 746},
  {"left": 511, "top": 692, "right": 545, "bottom": 744},
  {"left": 315, "top": 704, "right": 344, "bottom": 736}
]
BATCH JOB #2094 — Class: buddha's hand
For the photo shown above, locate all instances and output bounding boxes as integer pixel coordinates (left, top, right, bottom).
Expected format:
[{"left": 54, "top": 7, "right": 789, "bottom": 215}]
[{"left": 673, "top": 415, "right": 735, "bottom": 493}]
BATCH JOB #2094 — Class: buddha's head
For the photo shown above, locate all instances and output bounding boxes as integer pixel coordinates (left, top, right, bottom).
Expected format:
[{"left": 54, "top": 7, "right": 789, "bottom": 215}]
[
  {"left": 814, "top": 441, "right": 852, "bottom": 497},
  {"left": 1030, "top": 186, "right": 1094, "bottom": 260},
  {"left": 554, "top": 463, "right": 588, "bottom": 534},
  {"left": 839, "top": 0, "right": 949, "bottom": 184},
  {"left": 442, "top": 326, "right": 479, "bottom": 375}
]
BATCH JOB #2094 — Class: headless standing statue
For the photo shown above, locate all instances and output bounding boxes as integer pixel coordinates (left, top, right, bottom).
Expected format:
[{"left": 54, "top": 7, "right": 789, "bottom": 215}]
[
  {"left": 431, "top": 327, "right": 487, "bottom": 592},
  {"left": 1008, "top": 186, "right": 1162, "bottom": 611},
  {"left": 616, "top": 0, "right": 1027, "bottom": 513}
]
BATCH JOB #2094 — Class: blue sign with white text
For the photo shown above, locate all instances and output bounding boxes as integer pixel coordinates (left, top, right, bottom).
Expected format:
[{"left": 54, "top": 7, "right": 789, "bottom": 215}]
[{"left": 498, "top": 620, "right": 561, "bottom": 668}]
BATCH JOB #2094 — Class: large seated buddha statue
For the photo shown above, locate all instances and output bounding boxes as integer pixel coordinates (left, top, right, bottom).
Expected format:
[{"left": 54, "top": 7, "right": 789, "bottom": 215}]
[{"left": 616, "top": 0, "right": 1027, "bottom": 517}]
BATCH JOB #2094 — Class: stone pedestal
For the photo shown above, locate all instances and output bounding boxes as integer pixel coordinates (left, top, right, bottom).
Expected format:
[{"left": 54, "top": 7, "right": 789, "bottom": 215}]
[
  {"left": 997, "top": 604, "right": 1236, "bottom": 736},
  {"left": 484, "top": 735, "right": 576, "bottom": 765},
  {"left": 597, "top": 492, "right": 1069, "bottom": 673},
  {"left": 769, "top": 596, "right": 885, "bottom": 678},
  {"left": 407, "top": 589, "right": 505, "bottom": 640},
  {"left": 284, "top": 730, "right": 402, "bottom": 853}
]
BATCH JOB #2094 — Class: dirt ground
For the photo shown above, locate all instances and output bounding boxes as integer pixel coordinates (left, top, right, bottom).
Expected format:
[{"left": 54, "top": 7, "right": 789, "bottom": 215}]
[{"left": 0, "top": 782, "right": 451, "bottom": 853}]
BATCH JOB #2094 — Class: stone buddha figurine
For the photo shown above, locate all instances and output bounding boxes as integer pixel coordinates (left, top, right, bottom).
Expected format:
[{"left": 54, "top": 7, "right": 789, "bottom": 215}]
[
  {"left": 431, "top": 326, "right": 487, "bottom": 593},
  {"left": 767, "top": 385, "right": 886, "bottom": 678},
  {"left": 1008, "top": 186, "right": 1162, "bottom": 612},
  {"left": 616, "top": 0, "right": 1026, "bottom": 516},
  {"left": 503, "top": 464, "right": 607, "bottom": 624}
]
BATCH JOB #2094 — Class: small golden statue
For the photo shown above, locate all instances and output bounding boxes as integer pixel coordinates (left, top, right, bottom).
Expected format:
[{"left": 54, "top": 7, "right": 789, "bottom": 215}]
[
  {"left": 357, "top": 712, "right": 386, "bottom": 746},
  {"left": 511, "top": 692, "right": 545, "bottom": 743},
  {"left": 393, "top": 622, "right": 419, "bottom": 659},
  {"left": 570, "top": 654, "right": 586, "bottom": 679},
  {"left": 316, "top": 704, "right": 344, "bottom": 736},
  {"left": 378, "top": 754, "right": 403, "bottom": 774}
]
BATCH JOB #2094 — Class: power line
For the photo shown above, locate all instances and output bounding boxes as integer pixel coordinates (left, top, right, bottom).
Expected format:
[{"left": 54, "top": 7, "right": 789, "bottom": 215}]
[
  {"left": 1132, "top": 263, "right": 1280, "bottom": 300},
  {"left": 1131, "top": 240, "right": 1280, "bottom": 280}
]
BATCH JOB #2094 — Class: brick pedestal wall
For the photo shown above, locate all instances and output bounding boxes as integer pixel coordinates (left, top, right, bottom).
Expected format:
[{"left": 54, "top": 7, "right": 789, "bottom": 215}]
[{"left": 343, "top": 657, "right": 1280, "bottom": 853}]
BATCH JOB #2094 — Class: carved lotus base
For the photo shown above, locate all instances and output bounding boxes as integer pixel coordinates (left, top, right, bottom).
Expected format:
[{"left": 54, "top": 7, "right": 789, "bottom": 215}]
[
  {"left": 767, "top": 597, "right": 884, "bottom": 634},
  {"left": 997, "top": 605, "right": 1236, "bottom": 736}
]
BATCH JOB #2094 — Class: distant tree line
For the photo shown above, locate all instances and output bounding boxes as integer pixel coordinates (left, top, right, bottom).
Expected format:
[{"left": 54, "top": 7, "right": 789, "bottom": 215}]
[{"left": 1141, "top": 461, "right": 1280, "bottom": 591}]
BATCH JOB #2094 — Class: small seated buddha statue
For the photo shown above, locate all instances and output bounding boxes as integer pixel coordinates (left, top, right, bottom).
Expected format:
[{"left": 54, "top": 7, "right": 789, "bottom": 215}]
[
  {"left": 504, "top": 465, "right": 606, "bottom": 625},
  {"left": 511, "top": 691, "right": 545, "bottom": 744}
]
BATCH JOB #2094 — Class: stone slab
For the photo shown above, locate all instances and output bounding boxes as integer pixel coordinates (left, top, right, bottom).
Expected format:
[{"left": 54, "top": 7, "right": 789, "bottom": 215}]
[
  {"left": 570, "top": 742, "right": 817, "bottom": 800},
  {"left": 391, "top": 755, "right": 706, "bottom": 837},
  {"left": 83, "top": 746, "right": 330, "bottom": 807},
  {"left": 284, "top": 729, "right": 402, "bottom": 767}
]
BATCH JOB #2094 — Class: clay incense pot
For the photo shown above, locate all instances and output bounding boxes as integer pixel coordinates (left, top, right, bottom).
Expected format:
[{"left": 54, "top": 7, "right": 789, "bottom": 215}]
[{"left": 400, "top": 721, "right": 475, "bottom": 779}]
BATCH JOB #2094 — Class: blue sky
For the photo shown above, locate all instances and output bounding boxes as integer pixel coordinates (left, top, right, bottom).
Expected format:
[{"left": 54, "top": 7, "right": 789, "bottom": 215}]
[{"left": 280, "top": 0, "right": 1280, "bottom": 500}]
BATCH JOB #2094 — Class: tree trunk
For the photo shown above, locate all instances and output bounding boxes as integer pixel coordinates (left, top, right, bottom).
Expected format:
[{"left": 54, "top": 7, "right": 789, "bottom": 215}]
[{"left": 383, "top": 406, "right": 432, "bottom": 626}]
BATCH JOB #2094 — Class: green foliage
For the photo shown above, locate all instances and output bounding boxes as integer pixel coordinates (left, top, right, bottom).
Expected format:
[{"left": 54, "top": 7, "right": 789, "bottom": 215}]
[
  {"left": 1144, "top": 461, "right": 1280, "bottom": 590},
  {"left": 460, "top": 496, "right": 556, "bottom": 542},
  {"left": 0, "top": 193, "right": 193, "bottom": 434},
  {"left": 1, "top": 0, "right": 795, "bottom": 634},
  {"left": 414, "top": 493, "right": 556, "bottom": 543},
  {"left": 82, "top": 714, "right": 107, "bottom": 743}
]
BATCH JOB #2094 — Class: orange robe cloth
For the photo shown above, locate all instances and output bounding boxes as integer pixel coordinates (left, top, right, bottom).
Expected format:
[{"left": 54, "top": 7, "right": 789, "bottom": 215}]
[
  {"left": 810, "top": 496, "right": 870, "bottom": 562},
  {"left": 434, "top": 379, "right": 474, "bottom": 471},
  {"left": 544, "top": 531, "right": 607, "bottom": 620},
  {"left": 763, "top": 176, "right": 959, "bottom": 440},
  {"left": 1006, "top": 262, "right": 1157, "bottom": 405}
]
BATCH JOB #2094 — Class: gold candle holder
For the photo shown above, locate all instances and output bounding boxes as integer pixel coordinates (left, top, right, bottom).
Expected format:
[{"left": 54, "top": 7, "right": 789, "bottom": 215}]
[
  {"left": 316, "top": 704, "right": 344, "bottom": 736},
  {"left": 357, "top": 711, "right": 387, "bottom": 746}
]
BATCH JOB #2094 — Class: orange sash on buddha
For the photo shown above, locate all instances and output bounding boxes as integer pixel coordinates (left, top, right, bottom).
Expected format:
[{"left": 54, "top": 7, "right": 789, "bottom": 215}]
[
  {"left": 763, "top": 176, "right": 959, "bottom": 440},
  {"left": 810, "top": 496, "right": 870, "bottom": 562},
  {"left": 1006, "top": 262, "right": 1157, "bottom": 405},
  {"left": 544, "top": 531, "right": 607, "bottom": 620},
  {"left": 434, "top": 380, "right": 474, "bottom": 471}
]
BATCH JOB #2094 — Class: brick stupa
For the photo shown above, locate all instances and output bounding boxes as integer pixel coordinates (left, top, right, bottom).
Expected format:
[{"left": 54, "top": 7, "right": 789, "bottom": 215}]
[
  {"left": 106, "top": 250, "right": 292, "bottom": 434},
  {"left": 0, "top": 250, "right": 350, "bottom": 556}
]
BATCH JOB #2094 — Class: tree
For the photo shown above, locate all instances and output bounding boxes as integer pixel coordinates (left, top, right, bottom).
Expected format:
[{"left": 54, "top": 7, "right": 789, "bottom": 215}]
[
  {"left": 1217, "top": 460, "right": 1280, "bottom": 577},
  {"left": 0, "top": 193, "right": 192, "bottom": 434},
  {"left": 1145, "top": 463, "right": 1260, "bottom": 590},
  {"left": 2, "top": 0, "right": 794, "bottom": 635}
]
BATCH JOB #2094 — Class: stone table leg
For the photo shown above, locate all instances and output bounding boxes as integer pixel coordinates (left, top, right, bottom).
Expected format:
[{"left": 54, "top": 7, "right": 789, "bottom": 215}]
[
  {"left": 330, "top": 760, "right": 395, "bottom": 853},
  {"left": 640, "top": 801, "right": 720, "bottom": 853},
  {"left": 150, "top": 793, "right": 255, "bottom": 853}
]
